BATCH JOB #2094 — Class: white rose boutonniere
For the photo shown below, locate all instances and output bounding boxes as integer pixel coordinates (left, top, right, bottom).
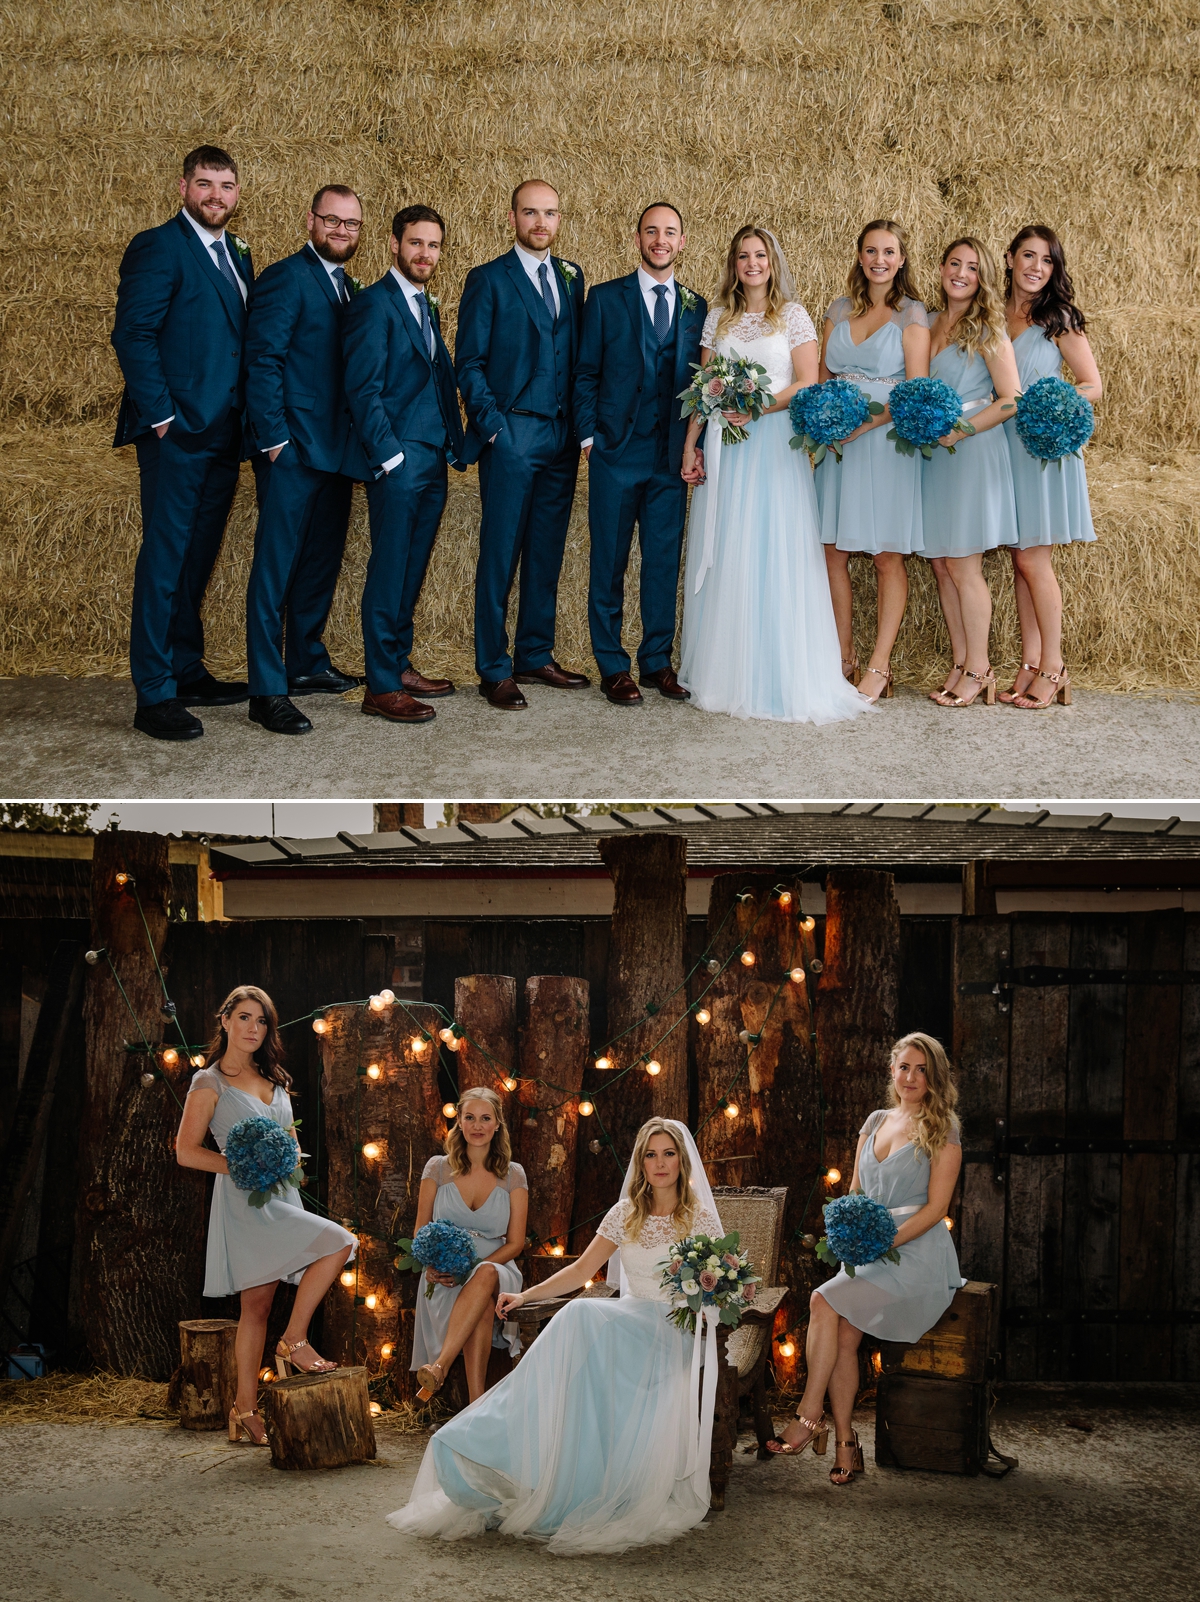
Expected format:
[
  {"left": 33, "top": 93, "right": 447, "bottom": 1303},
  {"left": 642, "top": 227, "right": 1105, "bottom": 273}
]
[
  {"left": 679, "top": 285, "right": 697, "bottom": 313},
  {"left": 425, "top": 289, "right": 440, "bottom": 317},
  {"left": 346, "top": 274, "right": 364, "bottom": 296},
  {"left": 556, "top": 259, "right": 578, "bottom": 296},
  {"left": 228, "top": 234, "right": 251, "bottom": 260}
]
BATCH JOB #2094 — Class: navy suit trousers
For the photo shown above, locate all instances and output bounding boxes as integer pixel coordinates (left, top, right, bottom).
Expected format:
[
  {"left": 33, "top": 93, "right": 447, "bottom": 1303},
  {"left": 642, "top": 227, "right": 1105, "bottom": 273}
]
[
  {"left": 130, "top": 415, "right": 243, "bottom": 707},
  {"left": 362, "top": 442, "right": 447, "bottom": 693},
  {"left": 474, "top": 413, "right": 577, "bottom": 681},
  {"left": 246, "top": 447, "right": 353, "bottom": 695},
  {"left": 586, "top": 434, "right": 688, "bottom": 679}
]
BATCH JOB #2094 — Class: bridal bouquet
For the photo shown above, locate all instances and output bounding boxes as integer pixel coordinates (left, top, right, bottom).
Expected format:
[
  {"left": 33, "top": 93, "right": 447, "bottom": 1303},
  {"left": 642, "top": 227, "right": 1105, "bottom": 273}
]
[
  {"left": 789, "top": 379, "right": 884, "bottom": 466},
  {"left": 224, "top": 1116, "right": 304, "bottom": 1208},
  {"left": 887, "top": 376, "right": 976, "bottom": 459},
  {"left": 394, "top": 1220, "right": 477, "bottom": 1299},
  {"left": 815, "top": 1193, "right": 900, "bottom": 1278},
  {"left": 661, "top": 1230, "right": 760, "bottom": 1331},
  {"left": 1015, "top": 375, "right": 1094, "bottom": 468},
  {"left": 679, "top": 350, "right": 774, "bottom": 445}
]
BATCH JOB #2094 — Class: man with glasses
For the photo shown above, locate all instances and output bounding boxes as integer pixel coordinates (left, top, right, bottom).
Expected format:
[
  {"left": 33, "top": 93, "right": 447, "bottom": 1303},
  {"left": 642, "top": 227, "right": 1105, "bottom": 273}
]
[
  {"left": 243, "top": 185, "right": 368, "bottom": 735},
  {"left": 112, "top": 144, "right": 255, "bottom": 741}
]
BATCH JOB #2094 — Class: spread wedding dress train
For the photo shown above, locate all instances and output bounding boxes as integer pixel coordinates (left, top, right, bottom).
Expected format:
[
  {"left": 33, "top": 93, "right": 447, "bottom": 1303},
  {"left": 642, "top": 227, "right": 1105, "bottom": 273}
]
[{"left": 386, "top": 1121, "right": 724, "bottom": 1555}]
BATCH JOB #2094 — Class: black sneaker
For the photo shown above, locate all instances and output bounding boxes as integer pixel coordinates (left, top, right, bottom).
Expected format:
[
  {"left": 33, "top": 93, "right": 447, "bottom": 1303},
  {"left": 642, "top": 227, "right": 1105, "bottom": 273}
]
[
  {"left": 248, "top": 695, "right": 313, "bottom": 736},
  {"left": 177, "top": 670, "right": 250, "bottom": 705},
  {"left": 133, "top": 699, "right": 204, "bottom": 741}
]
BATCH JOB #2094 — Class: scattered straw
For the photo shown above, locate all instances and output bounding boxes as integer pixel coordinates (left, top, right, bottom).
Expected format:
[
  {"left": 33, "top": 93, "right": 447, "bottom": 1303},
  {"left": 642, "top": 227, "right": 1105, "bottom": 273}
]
[{"left": 0, "top": 1369, "right": 177, "bottom": 1427}]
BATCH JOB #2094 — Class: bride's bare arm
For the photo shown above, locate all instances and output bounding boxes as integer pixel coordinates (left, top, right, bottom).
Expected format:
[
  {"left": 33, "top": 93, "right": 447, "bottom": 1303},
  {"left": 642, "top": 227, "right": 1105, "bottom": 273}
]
[{"left": 495, "top": 1231, "right": 617, "bottom": 1317}]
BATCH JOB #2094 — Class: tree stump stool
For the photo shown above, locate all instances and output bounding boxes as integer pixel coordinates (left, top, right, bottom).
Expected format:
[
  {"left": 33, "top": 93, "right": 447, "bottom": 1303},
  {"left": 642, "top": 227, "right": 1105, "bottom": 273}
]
[
  {"left": 259, "top": 1366, "right": 376, "bottom": 1470},
  {"left": 173, "top": 1319, "right": 239, "bottom": 1430}
]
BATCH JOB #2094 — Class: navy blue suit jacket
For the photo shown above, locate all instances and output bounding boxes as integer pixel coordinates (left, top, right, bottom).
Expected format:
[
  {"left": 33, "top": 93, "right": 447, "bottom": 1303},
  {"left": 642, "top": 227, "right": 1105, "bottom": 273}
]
[
  {"left": 340, "top": 274, "right": 466, "bottom": 479},
  {"left": 572, "top": 273, "right": 707, "bottom": 471},
  {"left": 244, "top": 244, "right": 358, "bottom": 474},
  {"left": 454, "top": 251, "right": 585, "bottom": 465},
  {"left": 111, "top": 211, "right": 253, "bottom": 448}
]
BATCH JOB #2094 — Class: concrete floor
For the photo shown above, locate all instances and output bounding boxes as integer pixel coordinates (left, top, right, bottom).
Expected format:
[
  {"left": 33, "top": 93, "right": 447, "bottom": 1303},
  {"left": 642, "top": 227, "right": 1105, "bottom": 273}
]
[
  {"left": 1, "top": 1387, "right": 1195, "bottom": 1601},
  {"left": 2, "top": 676, "right": 1198, "bottom": 800}
]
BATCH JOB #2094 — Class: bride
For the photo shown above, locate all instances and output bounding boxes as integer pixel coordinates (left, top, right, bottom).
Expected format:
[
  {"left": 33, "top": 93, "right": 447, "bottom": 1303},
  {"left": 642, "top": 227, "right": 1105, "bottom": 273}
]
[
  {"left": 679, "top": 226, "right": 872, "bottom": 723},
  {"left": 386, "top": 1118, "right": 725, "bottom": 1555}
]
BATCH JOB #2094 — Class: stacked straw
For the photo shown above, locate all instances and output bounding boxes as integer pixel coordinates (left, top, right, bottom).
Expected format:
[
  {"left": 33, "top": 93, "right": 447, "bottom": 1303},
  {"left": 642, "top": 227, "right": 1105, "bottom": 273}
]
[{"left": 2, "top": 0, "right": 1198, "bottom": 689}]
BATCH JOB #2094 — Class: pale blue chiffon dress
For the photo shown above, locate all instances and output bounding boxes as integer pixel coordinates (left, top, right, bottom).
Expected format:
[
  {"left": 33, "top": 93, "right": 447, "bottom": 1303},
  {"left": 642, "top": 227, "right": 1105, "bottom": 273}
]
[
  {"left": 1005, "top": 325, "right": 1096, "bottom": 547},
  {"left": 816, "top": 295, "right": 928, "bottom": 554},
  {"left": 411, "top": 1155, "right": 526, "bottom": 1369},
  {"left": 920, "top": 341, "right": 1019, "bottom": 558},
  {"left": 188, "top": 1066, "right": 357, "bottom": 1297},
  {"left": 817, "top": 1110, "right": 965, "bottom": 1343}
]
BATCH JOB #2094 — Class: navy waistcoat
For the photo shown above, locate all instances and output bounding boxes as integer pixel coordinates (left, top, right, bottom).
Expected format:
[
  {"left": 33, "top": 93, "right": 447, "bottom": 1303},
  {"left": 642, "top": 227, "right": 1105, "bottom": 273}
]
[
  {"left": 513, "top": 301, "right": 573, "bottom": 418},
  {"left": 632, "top": 297, "right": 679, "bottom": 441}
]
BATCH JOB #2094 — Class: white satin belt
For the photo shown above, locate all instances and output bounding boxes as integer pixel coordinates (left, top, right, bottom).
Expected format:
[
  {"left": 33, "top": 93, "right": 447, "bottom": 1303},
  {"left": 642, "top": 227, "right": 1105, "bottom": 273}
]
[
  {"left": 959, "top": 397, "right": 991, "bottom": 416},
  {"left": 889, "top": 1204, "right": 921, "bottom": 1217},
  {"left": 684, "top": 1304, "right": 720, "bottom": 1501}
]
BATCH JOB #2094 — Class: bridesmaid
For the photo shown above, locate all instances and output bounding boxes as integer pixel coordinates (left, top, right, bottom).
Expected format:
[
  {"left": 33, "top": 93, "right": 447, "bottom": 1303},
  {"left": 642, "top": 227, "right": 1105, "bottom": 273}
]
[
  {"left": 817, "top": 219, "right": 931, "bottom": 703},
  {"left": 922, "top": 237, "right": 1020, "bottom": 708},
  {"left": 767, "top": 1032, "right": 964, "bottom": 1485},
  {"left": 411, "top": 1086, "right": 527, "bottom": 1404},
  {"left": 1001, "top": 225, "right": 1102, "bottom": 710},
  {"left": 176, "top": 985, "right": 357, "bottom": 1445}
]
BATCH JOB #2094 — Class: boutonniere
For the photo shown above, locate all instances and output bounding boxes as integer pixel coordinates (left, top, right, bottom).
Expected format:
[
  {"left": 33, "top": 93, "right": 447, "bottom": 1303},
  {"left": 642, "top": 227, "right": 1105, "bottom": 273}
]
[
  {"left": 556, "top": 260, "right": 578, "bottom": 296},
  {"left": 228, "top": 234, "right": 251, "bottom": 260},
  {"left": 678, "top": 285, "right": 697, "bottom": 313},
  {"left": 424, "top": 289, "right": 440, "bottom": 317},
  {"left": 346, "top": 275, "right": 364, "bottom": 296}
]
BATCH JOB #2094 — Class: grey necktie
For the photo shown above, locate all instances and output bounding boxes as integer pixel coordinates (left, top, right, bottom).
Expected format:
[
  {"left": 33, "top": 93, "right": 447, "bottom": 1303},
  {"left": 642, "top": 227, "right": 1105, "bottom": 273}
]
[
  {"left": 332, "top": 265, "right": 349, "bottom": 304},
  {"left": 538, "top": 260, "right": 557, "bottom": 321},
  {"left": 211, "top": 237, "right": 241, "bottom": 296},
  {"left": 653, "top": 283, "right": 670, "bottom": 343},
  {"left": 416, "top": 290, "right": 435, "bottom": 357}
]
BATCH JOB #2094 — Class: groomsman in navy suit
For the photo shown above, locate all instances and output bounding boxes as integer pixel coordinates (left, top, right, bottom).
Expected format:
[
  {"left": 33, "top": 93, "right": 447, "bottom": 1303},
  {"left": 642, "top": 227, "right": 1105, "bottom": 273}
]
[
  {"left": 111, "top": 145, "right": 255, "bottom": 741},
  {"left": 573, "top": 204, "right": 707, "bottom": 706},
  {"left": 243, "top": 184, "right": 367, "bottom": 736},
  {"left": 340, "top": 205, "right": 466, "bottom": 724},
  {"left": 455, "top": 180, "right": 588, "bottom": 711}
]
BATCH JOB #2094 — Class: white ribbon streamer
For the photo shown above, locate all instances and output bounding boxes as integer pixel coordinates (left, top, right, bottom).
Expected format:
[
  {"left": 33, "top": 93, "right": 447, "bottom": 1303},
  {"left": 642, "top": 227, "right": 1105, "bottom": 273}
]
[
  {"left": 693, "top": 415, "right": 723, "bottom": 594},
  {"left": 684, "top": 1304, "right": 721, "bottom": 1501}
]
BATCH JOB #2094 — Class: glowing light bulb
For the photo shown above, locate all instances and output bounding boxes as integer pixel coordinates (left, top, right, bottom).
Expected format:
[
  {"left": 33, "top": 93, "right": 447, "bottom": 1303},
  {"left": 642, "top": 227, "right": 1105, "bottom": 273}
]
[
  {"left": 445, "top": 1035, "right": 462, "bottom": 1052},
  {"left": 551, "top": 1244, "right": 565, "bottom": 1257},
  {"left": 361, "top": 1142, "right": 381, "bottom": 1160},
  {"left": 369, "top": 994, "right": 385, "bottom": 1012},
  {"left": 443, "top": 1103, "right": 457, "bottom": 1119},
  {"left": 724, "top": 1102, "right": 739, "bottom": 1119},
  {"left": 364, "top": 1293, "right": 378, "bottom": 1310},
  {"left": 778, "top": 1338, "right": 795, "bottom": 1358},
  {"left": 740, "top": 950, "right": 756, "bottom": 967},
  {"left": 411, "top": 1036, "right": 428, "bottom": 1055},
  {"left": 369, "top": 1401, "right": 382, "bottom": 1416},
  {"left": 340, "top": 1270, "right": 355, "bottom": 1287},
  {"left": 825, "top": 1167, "right": 841, "bottom": 1184},
  {"left": 872, "top": 1351, "right": 883, "bottom": 1374},
  {"left": 379, "top": 989, "right": 395, "bottom": 1006},
  {"left": 595, "top": 1056, "right": 612, "bottom": 1072},
  {"left": 366, "top": 1063, "right": 382, "bottom": 1080},
  {"left": 944, "top": 1216, "right": 954, "bottom": 1230},
  {"left": 578, "top": 1100, "right": 594, "bottom": 1117},
  {"left": 115, "top": 872, "right": 129, "bottom": 887},
  {"left": 778, "top": 891, "right": 792, "bottom": 906},
  {"left": 380, "top": 1343, "right": 394, "bottom": 1359},
  {"left": 790, "top": 967, "right": 805, "bottom": 983},
  {"left": 646, "top": 1059, "right": 661, "bottom": 1076},
  {"left": 584, "top": 1279, "right": 593, "bottom": 1289},
  {"left": 502, "top": 1077, "right": 517, "bottom": 1092},
  {"left": 801, "top": 915, "right": 816, "bottom": 932},
  {"left": 695, "top": 1008, "right": 711, "bottom": 1025},
  {"left": 312, "top": 1017, "right": 328, "bottom": 1035},
  {"left": 161, "top": 1047, "right": 179, "bottom": 1067},
  {"left": 190, "top": 1053, "right": 205, "bottom": 1068},
  {"left": 438, "top": 1027, "right": 454, "bottom": 1044}
]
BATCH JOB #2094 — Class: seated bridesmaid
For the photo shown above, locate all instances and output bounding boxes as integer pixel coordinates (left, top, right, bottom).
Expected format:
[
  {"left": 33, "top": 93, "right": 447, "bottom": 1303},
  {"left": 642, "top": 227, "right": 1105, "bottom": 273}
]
[
  {"left": 767, "top": 1031, "right": 964, "bottom": 1484},
  {"left": 176, "top": 985, "right": 357, "bottom": 1445},
  {"left": 1000, "top": 224, "right": 1101, "bottom": 710},
  {"left": 411, "top": 1086, "right": 527, "bottom": 1405},
  {"left": 921, "top": 237, "right": 1020, "bottom": 708}
]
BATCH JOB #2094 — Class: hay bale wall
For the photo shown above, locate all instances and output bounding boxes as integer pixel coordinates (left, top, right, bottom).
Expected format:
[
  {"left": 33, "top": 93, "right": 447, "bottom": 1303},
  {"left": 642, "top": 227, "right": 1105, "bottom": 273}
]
[{"left": 2, "top": 0, "right": 1198, "bottom": 689}]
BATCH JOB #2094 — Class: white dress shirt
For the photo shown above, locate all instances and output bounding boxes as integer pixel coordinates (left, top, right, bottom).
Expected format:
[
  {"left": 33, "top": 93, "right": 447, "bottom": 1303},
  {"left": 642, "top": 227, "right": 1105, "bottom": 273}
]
[
  {"left": 379, "top": 267, "right": 438, "bottom": 472},
  {"left": 580, "top": 268, "right": 676, "bottom": 451},
  {"left": 262, "top": 247, "right": 351, "bottom": 454},
  {"left": 155, "top": 211, "right": 248, "bottom": 430},
  {"left": 512, "top": 240, "right": 561, "bottom": 317}
]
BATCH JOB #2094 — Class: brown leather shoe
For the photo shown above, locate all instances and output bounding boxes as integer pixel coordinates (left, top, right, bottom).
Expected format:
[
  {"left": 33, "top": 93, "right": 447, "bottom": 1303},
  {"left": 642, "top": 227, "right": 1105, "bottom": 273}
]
[
  {"left": 513, "top": 659, "right": 591, "bottom": 689},
  {"left": 401, "top": 667, "right": 455, "bottom": 698},
  {"left": 640, "top": 666, "right": 690, "bottom": 701},
  {"left": 601, "top": 671, "right": 643, "bottom": 706},
  {"left": 478, "top": 677, "right": 528, "bottom": 711},
  {"left": 361, "top": 689, "right": 436, "bottom": 724}
]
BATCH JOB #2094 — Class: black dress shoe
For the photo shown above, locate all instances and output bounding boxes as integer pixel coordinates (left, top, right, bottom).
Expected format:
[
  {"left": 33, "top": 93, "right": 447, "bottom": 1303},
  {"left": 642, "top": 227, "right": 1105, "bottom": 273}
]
[
  {"left": 133, "top": 699, "right": 204, "bottom": 741},
  {"left": 478, "top": 677, "right": 528, "bottom": 710},
  {"left": 287, "top": 667, "right": 364, "bottom": 696},
  {"left": 249, "top": 695, "right": 313, "bottom": 736},
  {"left": 176, "top": 670, "right": 250, "bottom": 705},
  {"left": 514, "top": 659, "right": 591, "bottom": 689}
]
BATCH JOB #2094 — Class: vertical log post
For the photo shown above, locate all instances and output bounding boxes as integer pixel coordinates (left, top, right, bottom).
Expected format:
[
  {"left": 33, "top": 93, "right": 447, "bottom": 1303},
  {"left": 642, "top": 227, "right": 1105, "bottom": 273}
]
[
  {"left": 319, "top": 1000, "right": 446, "bottom": 1402},
  {"left": 454, "top": 974, "right": 517, "bottom": 1113},
  {"left": 518, "top": 976, "right": 589, "bottom": 1256},
  {"left": 78, "top": 831, "right": 206, "bottom": 1376},
  {"left": 572, "top": 834, "right": 688, "bottom": 1250}
]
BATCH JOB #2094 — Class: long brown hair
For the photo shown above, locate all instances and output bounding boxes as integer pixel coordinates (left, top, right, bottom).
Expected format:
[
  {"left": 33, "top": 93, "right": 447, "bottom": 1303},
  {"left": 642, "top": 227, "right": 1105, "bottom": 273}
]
[
  {"left": 713, "top": 224, "right": 792, "bottom": 341},
  {"left": 886, "top": 1032, "right": 959, "bottom": 1161},
  {"left": 444, "top": 1085, "right": 512, "bottom": 1179},
  {"left": 203, "top": 984, "right": 291, "bottom": 1090},
  {"left": 1004, "top": 225, "right": 1086, "bottom": 339},
  {"left": 847, "top": 218, "right": 921, "bottom": 316},
  {"left": 931, "top": 236, "right": 1004, "bottom": 357},
  {"left": 624, "top": 1118, "right": 698, "bottom": 1242}
]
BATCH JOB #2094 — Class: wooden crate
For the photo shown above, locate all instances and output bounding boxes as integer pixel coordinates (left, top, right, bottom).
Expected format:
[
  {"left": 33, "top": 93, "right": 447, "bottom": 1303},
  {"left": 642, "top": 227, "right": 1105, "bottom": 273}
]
[
  {"left": 874, "top": 1374, "right": 993, "bottom": 1475},
  {"left": 878, "top": 1280, "right": 999, "bottom": 1383}
]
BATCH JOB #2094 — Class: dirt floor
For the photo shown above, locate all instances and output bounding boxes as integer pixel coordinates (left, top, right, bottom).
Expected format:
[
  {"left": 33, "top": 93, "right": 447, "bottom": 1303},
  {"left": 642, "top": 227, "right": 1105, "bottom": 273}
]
[{"left": 1, "top": 1385, "right": 1195, "bottom": 1602}]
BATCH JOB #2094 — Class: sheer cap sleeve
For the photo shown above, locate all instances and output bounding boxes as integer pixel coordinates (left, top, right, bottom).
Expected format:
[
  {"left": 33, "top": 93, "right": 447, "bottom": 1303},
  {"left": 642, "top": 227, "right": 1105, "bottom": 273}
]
[
  {"left": 421, "top": 1155, "right": 449, "bottom": 1183},
  {"left": 895, "top": 297, "right": 929, "bottom": 330},
  {"left": 502, "top": 1162, "right": 528, "bottom": 1192},
  {"left": 825, "top": 296, "right": 852, "bottom": 325},
  {"left": 946, "top": 1118, "right": 962, "bottom": 1147},
  {"left": 700, "top": 307, "right": 720, "bottom": 348},
  {"left": 596, "top": 1200, "right": 631, "bottom": 1245},
  {"left": 859, "top": 1109, "right": 887, "bottom": 1136},
  {"left": 186, "top": 1066, "right": 223, "bottom": 1097},
  {"left": 785, "top": 301, "right": 817, "bottom": 349}
]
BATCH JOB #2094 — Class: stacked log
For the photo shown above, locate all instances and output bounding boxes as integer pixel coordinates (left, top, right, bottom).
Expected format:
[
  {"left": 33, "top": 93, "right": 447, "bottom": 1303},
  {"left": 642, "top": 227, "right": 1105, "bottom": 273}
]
[{"left": 517, "top": 976, "right": 589, "bottom": 1255}]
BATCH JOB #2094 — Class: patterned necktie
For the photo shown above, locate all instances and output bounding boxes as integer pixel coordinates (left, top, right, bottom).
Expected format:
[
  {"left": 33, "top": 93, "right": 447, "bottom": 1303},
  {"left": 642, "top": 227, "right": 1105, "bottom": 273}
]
[
  {"left": 417, "top": 290, "right": 435, "bottom": 358},
  {"left": 538, "top": 260, "right": 558, "bottom": 321},
  {"left": 332, "top": 266, "right": 349, "bottom": 304},
  {"left": 653, "top": 283, "right": 670, "bottom": 343},
  {"left": 211, "top": 237, "right": 241, "bottom": 296}
]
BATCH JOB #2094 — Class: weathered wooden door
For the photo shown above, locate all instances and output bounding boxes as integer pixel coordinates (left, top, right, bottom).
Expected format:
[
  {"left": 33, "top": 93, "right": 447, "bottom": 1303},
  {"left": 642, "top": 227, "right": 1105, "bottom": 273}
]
[{"left": 953, "top": 911, "right": 1200, "bottom": 1381}]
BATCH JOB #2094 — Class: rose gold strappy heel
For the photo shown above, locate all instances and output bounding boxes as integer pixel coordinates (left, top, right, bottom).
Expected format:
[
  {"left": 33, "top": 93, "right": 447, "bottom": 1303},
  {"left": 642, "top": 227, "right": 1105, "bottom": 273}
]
[
  {"left": 929, "top": 663, "right": 964, "bottom": 703},
  {"left": 416, "top": 1360, "right": 445, "bottom": 1401},
  {"left": 935, "top": 665, "right": 996, "bottom": 707},
  {"left": 275, "top": 1337, "right": 338, "bottom": 1378},
  {"left": 829, "top": 1431, "right": 865, "bottom": 1484},
  {"left": 765, "top": 1410, "right": 829, "bottom": 1457},
  {"left": 1013, "top": 664, "right": 1071, "bottom": 709},
  {"left": 228, "top": 1407, "right": 269, "bottom": 1445},
  {"left": 841, "top": 655, "right": 860, "bottom": 684},
  {"left": 857, "top": 666, "right": 893, "bottom": 703},
  {"left": 998, "top": 662, "right": 1039, "bottom": 704}
]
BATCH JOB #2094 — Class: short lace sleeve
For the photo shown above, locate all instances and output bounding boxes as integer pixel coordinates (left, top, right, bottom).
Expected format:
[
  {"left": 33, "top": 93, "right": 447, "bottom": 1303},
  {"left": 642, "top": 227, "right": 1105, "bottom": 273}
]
[
  {"left": 895, "top": 297, "right": 930, "bottom": 330},
  {"left": 596, "top": 1200, "right": 631, "bottom": 1245},
  {"left": 785, "top": 301, "right": 817, "bottom": 349},
  {"left": 421, "top": 1155, "right": 449, "bottom": 1184},
  {"left": 700, "top": 307, "right": 720, "bottom": 349},
  {"left": 859, "top": 1109, "right": 887, "bottom": 1137},
  {"left": 501, "top": 1162, "right": 528, "bottom": 1192},
  {"left": 825, "top": 296, "right": 852, "bottom": 325},
  {"left": 186, "top": 1066, "right": 223, "bottom": 1097}
]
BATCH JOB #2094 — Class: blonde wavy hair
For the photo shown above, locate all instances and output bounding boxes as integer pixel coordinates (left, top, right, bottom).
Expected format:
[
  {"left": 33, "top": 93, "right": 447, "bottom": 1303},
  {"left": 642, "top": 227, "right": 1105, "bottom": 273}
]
[
  {"left": 624, "top": 1118, "right": 698, "bottom": 1242},
  {"left": 847, "top": 218, "right": 921, "bottom": 317},
  {"left": 930, "top": 236, "right": 1004, "bottom": 357},
  {"left": 444, "top": 1085, "right": 512, "bottom": 1179},
  {"left": 886, "top": 1033, "right": 960, "bottom": 1161},
  {"left": 713, "top": 224, "right": 793, "bottom": 341}
]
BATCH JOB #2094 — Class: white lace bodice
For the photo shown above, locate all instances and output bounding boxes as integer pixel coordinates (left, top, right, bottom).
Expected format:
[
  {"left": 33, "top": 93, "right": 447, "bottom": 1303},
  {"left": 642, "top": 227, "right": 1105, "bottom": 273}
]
[
  {"left": 701, "top": 302, "right": 817, "bottom": 393},
  {"left": 597, "top": 1201, "right": 724, "bottom": 1301}
]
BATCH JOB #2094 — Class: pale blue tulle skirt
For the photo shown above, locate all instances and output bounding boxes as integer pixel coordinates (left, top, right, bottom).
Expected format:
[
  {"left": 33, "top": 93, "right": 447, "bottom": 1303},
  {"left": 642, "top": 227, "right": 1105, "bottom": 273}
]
[
  {"left": 1004, "top": 418, "right": 1097, "bottom": 547},
  {"left": 920, "top": 425, "right": 1020, "bottom": 559}
]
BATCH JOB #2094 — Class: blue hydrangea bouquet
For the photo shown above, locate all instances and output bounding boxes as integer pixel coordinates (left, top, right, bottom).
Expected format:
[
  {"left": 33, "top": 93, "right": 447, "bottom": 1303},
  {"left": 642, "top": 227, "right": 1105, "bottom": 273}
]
[
  {"left": 789, "top": 379, "right": 883, "bottom": 465},
  {"left": 224, "top": 1115, "right": 305, "bottom": 1208},
  {"left": 815, "top": 1193, "right": 901, "bottom": 1278},
  {"left": 395, "top": 1219, "right": 478, "bottom": 1299},
  {"left": 1015, "top": 375, "right": 1094, "bottom": 468},
  {"left": 678, "top": 350, "right": 775, "bottom": 445},
  {"left": 660, "top": 1230, "right": 760, "bottom": 1332},
  {"left": 888, "top": 376, "right": 976, "bottom": 459}
]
